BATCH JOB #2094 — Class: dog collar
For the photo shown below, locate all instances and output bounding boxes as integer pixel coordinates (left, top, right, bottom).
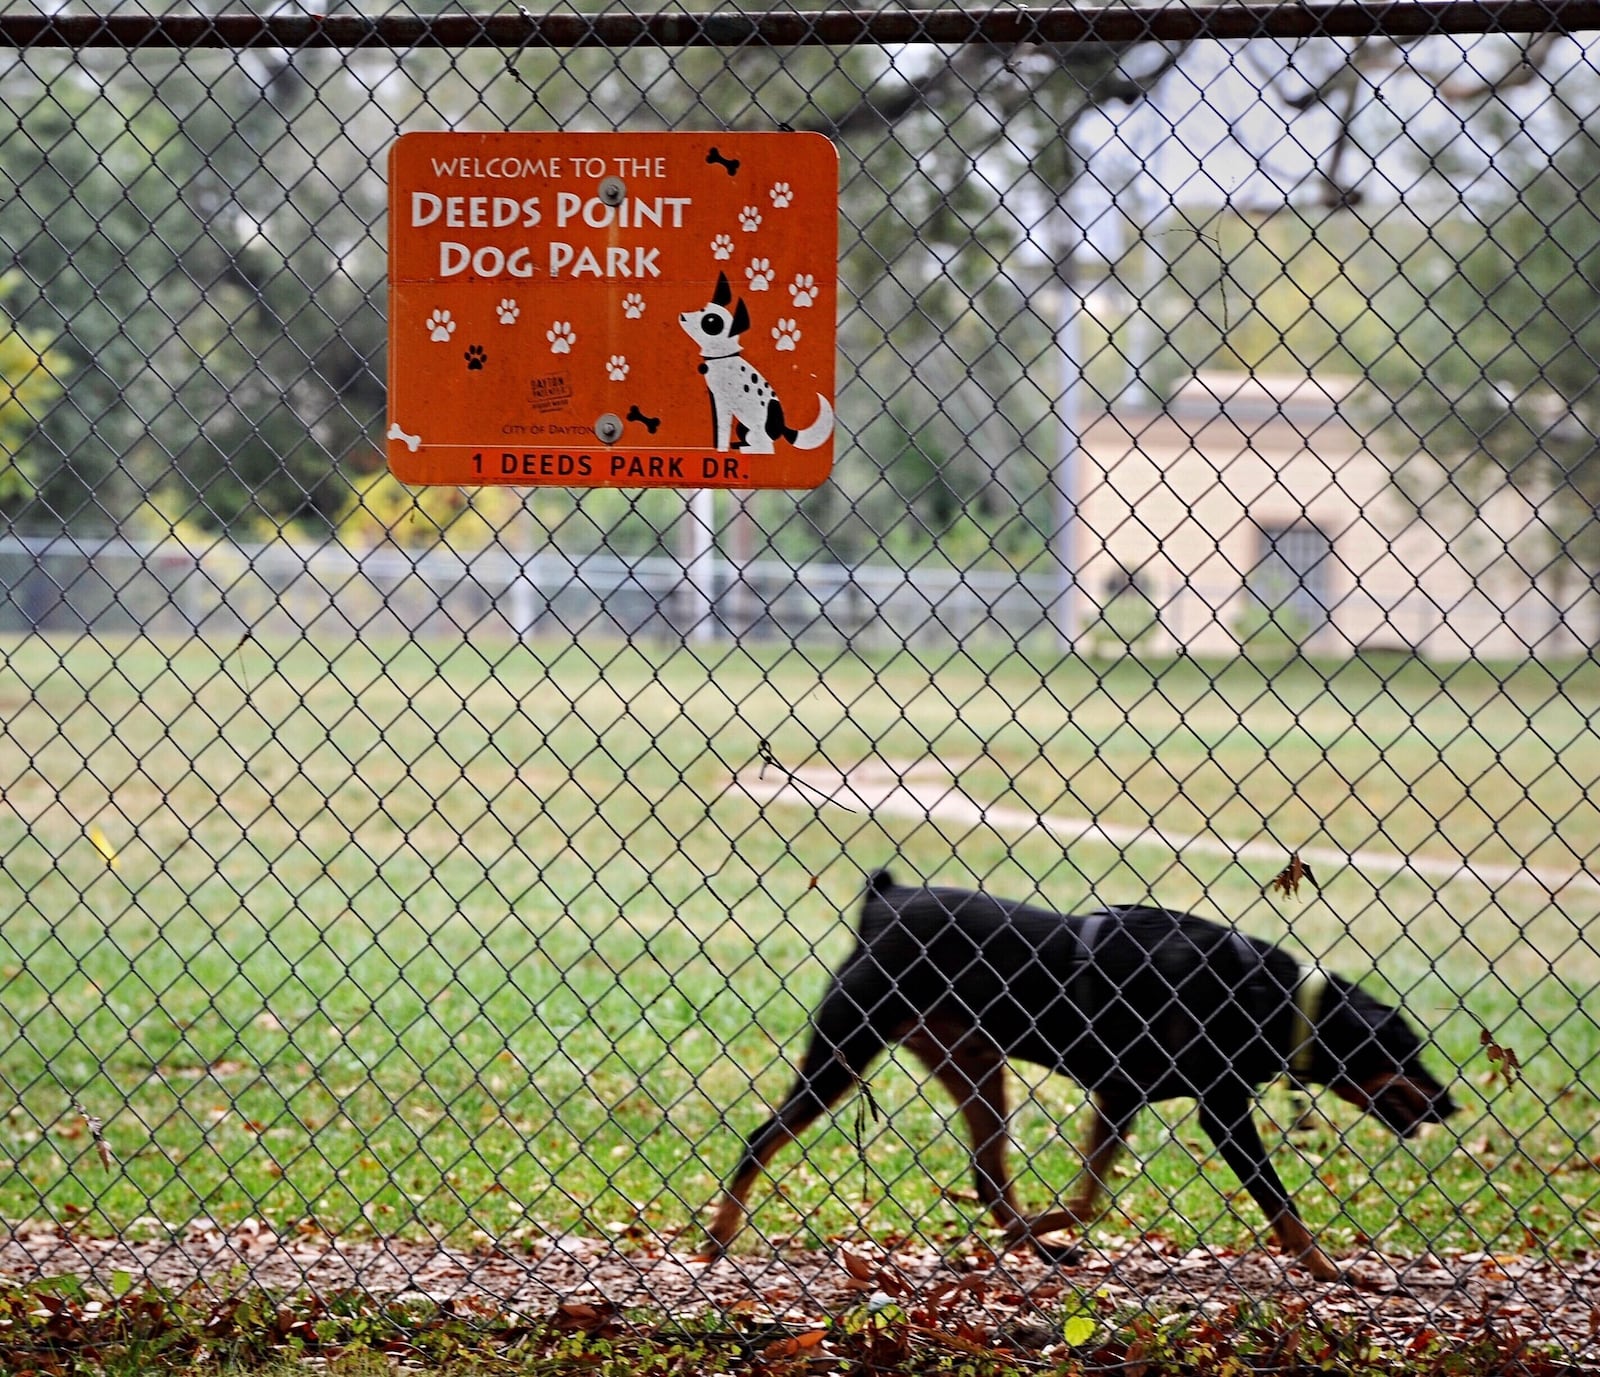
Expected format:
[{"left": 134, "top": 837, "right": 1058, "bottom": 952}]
[{"left": 1290, "top": 966, "right": 1327, "bottom": 1078}]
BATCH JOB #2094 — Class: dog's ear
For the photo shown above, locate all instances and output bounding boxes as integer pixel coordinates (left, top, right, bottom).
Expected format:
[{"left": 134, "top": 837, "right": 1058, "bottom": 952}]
[
  {"left": 713, "top": 272, "right": 732, "bottom": 307},
  {"left": 730, "top": 297, "right": 750, "bottom": 336},
  {"left": 868, "top": 869, "right": 896, "bottom": 895}
]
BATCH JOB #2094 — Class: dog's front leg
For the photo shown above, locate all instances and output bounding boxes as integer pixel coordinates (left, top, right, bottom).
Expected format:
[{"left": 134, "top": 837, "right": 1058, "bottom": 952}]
[{"left": 1196, "top": 1093, "right": 1341, "bottom": 1282}]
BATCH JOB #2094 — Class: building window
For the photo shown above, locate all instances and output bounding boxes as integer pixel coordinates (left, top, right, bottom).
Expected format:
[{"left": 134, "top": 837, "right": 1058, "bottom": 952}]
[{"left": 1249, "top": 521, "right": 1331, "bottom": 631}]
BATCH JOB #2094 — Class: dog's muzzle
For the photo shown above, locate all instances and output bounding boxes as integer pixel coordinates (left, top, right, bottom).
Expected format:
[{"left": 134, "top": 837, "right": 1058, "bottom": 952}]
[{"left": 1336, "top": 1073, "right": 1457, "bottom": 1137}]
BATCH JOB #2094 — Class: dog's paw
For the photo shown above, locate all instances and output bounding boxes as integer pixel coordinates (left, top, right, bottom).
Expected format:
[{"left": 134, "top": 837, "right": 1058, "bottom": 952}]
[
  {"left": 1006, "top": 1219, "right": 1084, "bottom": 1266},
  {"left": 1303, "top": 1252, "right": 1345, "bottom": 1284},
  {"left": 1029, "top": 1235, "right": 1084, "bottom": 1267},
  {"left": 1280, "top": 1241, "right": 1344, "bottom": 1283}
]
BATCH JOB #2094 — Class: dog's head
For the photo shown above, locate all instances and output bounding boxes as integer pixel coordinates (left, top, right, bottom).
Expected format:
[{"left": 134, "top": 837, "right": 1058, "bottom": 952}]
[
  {"left": 1316, "top": 978, "right": 1458, "bottom": 1137},
  {"left": 678, "top": 272, "right": 750, "bottom": 357}
]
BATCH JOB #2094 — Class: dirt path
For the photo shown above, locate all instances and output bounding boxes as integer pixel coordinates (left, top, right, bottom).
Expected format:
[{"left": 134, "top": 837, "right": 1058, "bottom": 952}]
[{"left": 734, "top": 758, "right": 1596, "bottom": 898}]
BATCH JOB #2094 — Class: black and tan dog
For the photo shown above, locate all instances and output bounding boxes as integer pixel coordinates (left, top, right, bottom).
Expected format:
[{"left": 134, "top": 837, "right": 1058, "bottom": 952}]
[{"left": 707, "top": 871, "right": 1456, "bottom": 1280}]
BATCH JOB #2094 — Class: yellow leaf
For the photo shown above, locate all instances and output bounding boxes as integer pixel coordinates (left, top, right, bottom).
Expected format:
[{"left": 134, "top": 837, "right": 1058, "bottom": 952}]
[
  {"left": 1062, "top": 1312, "right": 1098, "bottom": 1347},
  {"left": 88, "top": 825, "right": 119, "bottom": 870}
]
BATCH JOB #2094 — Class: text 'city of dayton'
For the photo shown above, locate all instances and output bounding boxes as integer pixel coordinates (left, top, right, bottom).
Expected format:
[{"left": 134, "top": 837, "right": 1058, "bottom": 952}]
[{"left": 408, "top": 190, "right": 694, "bottom": 280}]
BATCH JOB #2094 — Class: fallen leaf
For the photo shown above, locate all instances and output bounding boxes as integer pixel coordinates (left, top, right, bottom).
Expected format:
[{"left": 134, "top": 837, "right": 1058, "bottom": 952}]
[
  {"left": 840, "top": 1249, "right": 876, "bottom": 1282},
  {"left": 88, "top": 824, "right": 120, "bottom": 870}
]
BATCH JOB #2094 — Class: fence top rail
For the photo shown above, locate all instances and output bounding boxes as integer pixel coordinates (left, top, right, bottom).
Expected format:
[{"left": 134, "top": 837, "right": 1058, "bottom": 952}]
[{"left": 3, "top": 1, "right": 1599, "bottom": 50}]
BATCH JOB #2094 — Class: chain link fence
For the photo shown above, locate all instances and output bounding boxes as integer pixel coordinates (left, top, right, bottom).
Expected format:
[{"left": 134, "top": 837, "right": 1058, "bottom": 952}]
[{"left": 2, "top": 3, "right": 1599, "bottom": 1359}]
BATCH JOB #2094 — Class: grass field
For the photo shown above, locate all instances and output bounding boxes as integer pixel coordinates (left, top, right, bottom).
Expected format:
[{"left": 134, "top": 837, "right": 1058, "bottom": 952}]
[{"left": 0, "top": 631, "right": 1597, "bottom": 1265}]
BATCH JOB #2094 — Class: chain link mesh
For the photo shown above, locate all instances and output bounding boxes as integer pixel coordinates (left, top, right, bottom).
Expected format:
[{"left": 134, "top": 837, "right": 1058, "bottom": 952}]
[{"left": 1, "top": 4, "right": 1598, "bottom": 1357}]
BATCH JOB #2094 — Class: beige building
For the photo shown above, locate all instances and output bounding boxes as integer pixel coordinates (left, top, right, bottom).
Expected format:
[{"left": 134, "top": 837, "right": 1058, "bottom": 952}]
[{"left": 1076, "top": 373, "right": 1597, "bottom": 661}]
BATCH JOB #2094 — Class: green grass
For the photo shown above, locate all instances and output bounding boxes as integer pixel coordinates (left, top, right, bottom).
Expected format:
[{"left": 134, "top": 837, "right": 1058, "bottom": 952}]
[{"left": 0, "top": 631, "right": 1597, "bottom": 1264}]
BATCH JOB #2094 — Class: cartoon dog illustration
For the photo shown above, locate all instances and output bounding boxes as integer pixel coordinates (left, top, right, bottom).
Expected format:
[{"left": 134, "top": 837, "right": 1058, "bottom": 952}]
[{"left": 678, "top": 274, "right": 833, "bottom": 454}]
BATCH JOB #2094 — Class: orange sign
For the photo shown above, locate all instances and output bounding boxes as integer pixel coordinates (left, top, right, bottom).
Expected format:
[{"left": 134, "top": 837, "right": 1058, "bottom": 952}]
[{"left": 387, "top": 132, "right": 838, "bottom": 489}]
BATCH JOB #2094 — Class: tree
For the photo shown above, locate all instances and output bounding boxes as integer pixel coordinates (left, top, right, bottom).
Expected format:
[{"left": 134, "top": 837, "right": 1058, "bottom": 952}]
[
  {"left": 780, "top": 37, "right": 1188, "bottom": 569},
  {"left": 0, "top": 272, "right": 63, "bottom": 509},
  {"left": 1256, "top": 33, "right": 1600, "bottom": 608},
  {"left": 1377, "top": 114, "right": 1600, "bottom": 605},
  {"left": 0, "top": 46, "right": 386, "bottom": 536}
]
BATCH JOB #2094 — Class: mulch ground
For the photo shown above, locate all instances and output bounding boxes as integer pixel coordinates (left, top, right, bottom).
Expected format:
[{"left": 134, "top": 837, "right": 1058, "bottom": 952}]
[{"left": 1, "top": 1220, "right": 1597, "bottom": 1364}]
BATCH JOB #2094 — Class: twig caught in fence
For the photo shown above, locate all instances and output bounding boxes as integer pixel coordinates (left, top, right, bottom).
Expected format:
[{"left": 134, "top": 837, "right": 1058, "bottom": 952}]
[
  {"left": 756, "top": 739, "right": 858, "bottom": 812},
  {"left": 73, "top": 1101, "right": 114, "bottom": 1175}
]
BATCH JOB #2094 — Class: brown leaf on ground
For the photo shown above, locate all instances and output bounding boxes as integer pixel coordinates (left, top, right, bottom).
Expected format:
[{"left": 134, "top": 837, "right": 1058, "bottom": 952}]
[{"left": 0, "top": 1221, "right": 1596, "bottom": 1363}]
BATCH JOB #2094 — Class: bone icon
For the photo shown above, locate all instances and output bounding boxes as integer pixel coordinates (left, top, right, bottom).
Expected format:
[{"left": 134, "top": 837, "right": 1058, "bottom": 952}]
[
  {"left": 627, "top": 405, "right": 662, "bottom": 434},
  {"left": 387, "top": 422, "right": 422, "bottom": 453},
  {"left": 705, "top": 147, "right": 740, "bottom": 177}
]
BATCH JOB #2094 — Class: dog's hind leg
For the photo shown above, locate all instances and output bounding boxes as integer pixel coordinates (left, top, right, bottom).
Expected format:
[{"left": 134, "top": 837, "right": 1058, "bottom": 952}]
[
  {"left": 901, "top": 1027, "right": 1028, "bottom": 1240},
  {"left": 1196, "top": 1092, "right": 1341, "bottom": 1282},
  {"left": 705, "top": 973, "right": 905, "bottom": 1256},
  {"left": 1022, "top": 1090, "right": 1140, "bottom": 1253}
]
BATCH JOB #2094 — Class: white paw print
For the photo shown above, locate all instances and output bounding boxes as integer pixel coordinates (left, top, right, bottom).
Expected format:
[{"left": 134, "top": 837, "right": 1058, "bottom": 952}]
[
  {"left": 427, "top": 308, "right": 456, "bottom": 342},
  {"left": 745, "top": 258, "right": 774, "bottom": 291},
  {"left": 547, "top": 321, "right": 576, "bottom": 354},
  {"left": 769, "top": 182, "right": 794, "bottom": 208},
  {"left": 622, "top": 292, "right": 646, "bottom": 320},
  {"left": 497, "top": 299, "right": 519, "bottom": 325},
  {"left": 607, "top": 355, "right": 629, "bottom": 381},
  {"left": 710, "top": 233, "right": 735, "bottom": 261},
  {"left": 739, "top": 205, "right": 762, "bottom": 232},
  {"left": 789, "top": 273, "right": 818, "bottom": 308},
  {"left": 772, "top": 318, "right": 801, "bottom": 351}
]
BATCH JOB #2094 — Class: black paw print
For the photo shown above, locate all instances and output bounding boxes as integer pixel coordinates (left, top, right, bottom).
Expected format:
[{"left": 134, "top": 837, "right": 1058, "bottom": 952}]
[{"left": 464, "top": 344, "right": 486, "bottom": 370}]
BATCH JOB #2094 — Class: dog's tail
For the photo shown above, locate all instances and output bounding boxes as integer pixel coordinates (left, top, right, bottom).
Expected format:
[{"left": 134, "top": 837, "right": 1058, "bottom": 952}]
[
  {"left": 790, "top": 395, "right": 834, "bottom": 450},
  {"left": 856, "top": 868, "right": 899, "bottom": 939}
]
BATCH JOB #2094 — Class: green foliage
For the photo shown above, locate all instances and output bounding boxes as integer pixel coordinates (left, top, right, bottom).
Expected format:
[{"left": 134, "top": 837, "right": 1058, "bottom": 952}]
[
  {"left": 0, "top": 272, "right": 62, "bottom": 507},
  {"left": 0, "top": 40, "right": 1170, "bottom": 555},
  {"left": 0, "top": 49, "right": 381, "bottom": 535},
  {"left": 1085, "top": 587, "right": 1160, "bottom": 659},
  {"left": 1159, "top": 172, "right": 1600, "bottom": 594},
  {"left": 1234, "top": 577, "right": 1317, "bottom": 662},
  {"left": 1058, "top": 1292, "right": 1101, "bottom": 1349},
  {"left": 1373, "top": 121, "right": 1600, "bottom": 582}
]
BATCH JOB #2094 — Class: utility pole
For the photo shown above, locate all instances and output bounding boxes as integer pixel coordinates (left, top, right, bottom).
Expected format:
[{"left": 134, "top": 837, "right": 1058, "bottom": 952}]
[{"left": 1049, "top": 210, "right": 1086, "bottom": 652}]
